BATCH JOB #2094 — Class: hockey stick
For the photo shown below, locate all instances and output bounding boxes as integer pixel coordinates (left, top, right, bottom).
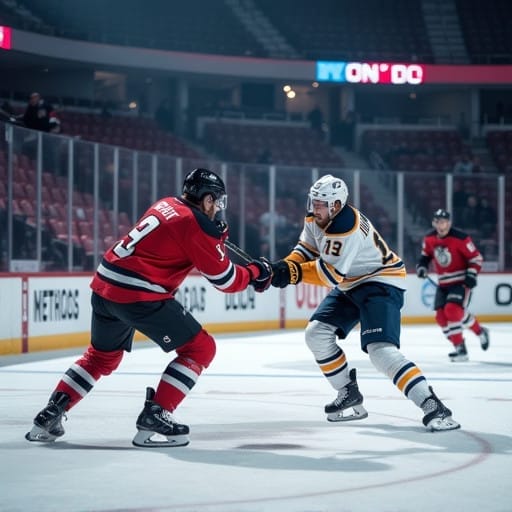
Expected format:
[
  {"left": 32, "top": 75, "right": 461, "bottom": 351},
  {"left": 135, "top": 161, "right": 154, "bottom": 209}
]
[
  {"left": 224, "top": 239, "right": 254, "bottom": 265},
  {"left": 427, "top": 276, "right": 438, "bottom": 288}
]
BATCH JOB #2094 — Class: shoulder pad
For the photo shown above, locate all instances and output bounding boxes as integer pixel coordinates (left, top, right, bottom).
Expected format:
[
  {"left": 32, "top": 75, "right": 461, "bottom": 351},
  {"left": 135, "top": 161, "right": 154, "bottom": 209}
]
[
  {"left": 326, "top": 205, "right": 357, "bottom": 235},
  {"left": 449, "top": 228, "right": 469, "bottom": 240},
  {"left": 189, "top": 205, "right": 222, "bottom": 239}
]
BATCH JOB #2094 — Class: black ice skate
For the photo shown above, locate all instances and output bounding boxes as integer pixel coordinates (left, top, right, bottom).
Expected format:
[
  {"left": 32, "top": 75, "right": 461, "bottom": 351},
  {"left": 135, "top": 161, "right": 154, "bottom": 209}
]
[
  {"left": 25, "top": 391, "right": 70, "bottom": 442},
  {"left": 448, "top": 342, "right": 468, "bottom": 362},
  {"left": 325, "top": 368, "right": 368, "bottom": 422},
  {"left": 479, "top": 327, "right": 490, "bottom": 351},
  {"left": 421, "top": 386, "right": 461, "bottom": 432},
  {"left": 132, "top": 387, "right": 190, "bottom": 448}
]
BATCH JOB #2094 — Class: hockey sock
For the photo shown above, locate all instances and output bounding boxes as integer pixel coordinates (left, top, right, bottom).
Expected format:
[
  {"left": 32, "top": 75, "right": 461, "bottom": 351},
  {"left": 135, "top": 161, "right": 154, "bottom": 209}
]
[
  {"left": 154, "top": 356, "right": 203, "bottom": 411},
  {"left": 305, "top": 320, "right": 350, "bottom": 389},
  {"left": 315, "top": 347, "right": 350, "bottom": 390},
  {"left": 368, "top": 342, "right": 429, "bottom": 407},
  {"left": 54, "top": 346, "right": 124, "bottom": 409},
  {"left": 154, "top": 330, "right": 216, "bottom": 411},
  {"left": 443, "top": 302, "right": 465, "bottom": 346}
]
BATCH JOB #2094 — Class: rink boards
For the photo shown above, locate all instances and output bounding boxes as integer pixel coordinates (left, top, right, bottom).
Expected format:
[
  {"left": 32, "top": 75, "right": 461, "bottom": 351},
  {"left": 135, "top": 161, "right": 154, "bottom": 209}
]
[{"left": 0, "top": 272, "right": 511, "bottom": 354}]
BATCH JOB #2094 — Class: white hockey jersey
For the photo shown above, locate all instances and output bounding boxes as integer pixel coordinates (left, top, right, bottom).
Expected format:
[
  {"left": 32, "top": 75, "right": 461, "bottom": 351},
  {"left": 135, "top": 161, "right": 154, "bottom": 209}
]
[{"left": 286, "top": 205, "right": 406, "bottom": 291}]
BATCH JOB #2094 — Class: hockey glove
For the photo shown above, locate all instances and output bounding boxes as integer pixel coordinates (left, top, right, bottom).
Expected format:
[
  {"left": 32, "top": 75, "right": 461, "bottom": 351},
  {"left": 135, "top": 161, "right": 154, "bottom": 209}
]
[
  {"left": 247, "top": 258, "right": 273, "bottom": 293},
  {"left": 464, "top": 272, "right": 477, "bottom": 289},
  {"left": 416, "top": 265, "right": 428, "bottom": 279},
  {"left": 270, "top": 260, "right": 302, "bottom": 288},
  {"left": 215, "top": 219, "right": 228, "bottom": 235}
]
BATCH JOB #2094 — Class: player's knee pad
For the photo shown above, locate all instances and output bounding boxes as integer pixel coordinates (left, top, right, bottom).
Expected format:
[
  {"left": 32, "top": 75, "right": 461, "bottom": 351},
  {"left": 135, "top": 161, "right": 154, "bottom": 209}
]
[
  {"left": 305, "top": 320, "right": 338, "bottom": 360},
  {"left": 444, "top": 302, "right": 464, "bottom": 322},
  {"left": 435, "top": 308, "right": 447, "bottom": 327},
  {"left": 367, "top": 342, "right": 407, "bottom": 379},
  {"left": 82, "top": 345, "right": 124, "bottom": 376},
  {"left": 176, "top": 329, "right": 216, "bottom": 369}
]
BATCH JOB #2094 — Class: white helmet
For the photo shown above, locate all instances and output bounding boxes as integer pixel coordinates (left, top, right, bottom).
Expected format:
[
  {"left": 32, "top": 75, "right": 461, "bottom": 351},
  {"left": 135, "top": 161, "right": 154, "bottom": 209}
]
[{"left": 307, "top": 174, "right": 349, "bottom": 215}]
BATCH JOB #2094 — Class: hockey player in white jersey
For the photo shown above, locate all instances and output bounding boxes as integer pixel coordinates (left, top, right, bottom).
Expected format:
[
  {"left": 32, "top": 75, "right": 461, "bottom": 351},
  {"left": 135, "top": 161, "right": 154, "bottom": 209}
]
[{"left": 270, "top": 174, "right": 460, "bottom": 431}]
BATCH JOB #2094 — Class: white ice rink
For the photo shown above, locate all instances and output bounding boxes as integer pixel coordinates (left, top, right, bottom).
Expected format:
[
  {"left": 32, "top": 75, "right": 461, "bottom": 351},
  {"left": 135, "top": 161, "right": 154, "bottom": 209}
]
[{"left": 1, "top": 324, "right": 511, "bottom": 512}]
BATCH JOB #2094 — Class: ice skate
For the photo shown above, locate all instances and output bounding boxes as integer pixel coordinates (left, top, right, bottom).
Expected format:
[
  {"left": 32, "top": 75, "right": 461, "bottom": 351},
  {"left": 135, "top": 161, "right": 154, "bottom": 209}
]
[
  {"left": 479, "top": 327, "right": 490, "bottom": 351},
  {"left": 421, "top": 386, "right": 460, "bottom": 431},
  {"left": 448, "top": 342, "right": 468, "bottom": 362},
  {"left": 132, "top": 387, "right": 190, "bottom": 448},
  {"left": 25, "top": 391, "right": 70, "bottom": 442},
  {"left": 325, "top": 368, "right": 368, "bottom": 422}
]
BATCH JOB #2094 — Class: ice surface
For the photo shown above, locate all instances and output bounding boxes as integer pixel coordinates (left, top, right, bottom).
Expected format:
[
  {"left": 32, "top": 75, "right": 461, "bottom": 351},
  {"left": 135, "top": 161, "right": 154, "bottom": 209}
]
[{"left": 1, "top": 324, "right": 511, "bottom": 512}]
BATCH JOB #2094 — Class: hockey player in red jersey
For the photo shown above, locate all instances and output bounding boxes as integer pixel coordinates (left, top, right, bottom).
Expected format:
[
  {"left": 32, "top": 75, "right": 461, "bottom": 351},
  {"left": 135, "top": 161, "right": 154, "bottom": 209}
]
[
  {"left": 26, "top": 168, "right": 272, "bottom": 447},
  {"left": 416, "top": 209, "right": 489, "bottom": 362}
]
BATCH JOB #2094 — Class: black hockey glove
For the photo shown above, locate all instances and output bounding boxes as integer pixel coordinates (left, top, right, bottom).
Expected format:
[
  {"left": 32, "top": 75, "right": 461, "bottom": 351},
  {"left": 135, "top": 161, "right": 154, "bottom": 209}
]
[
  {"left": 416, "top": 265, "right": 428, "bottom": 279},
  {"left": 464, "top": 271, "right": 477, "bottom": 289},
  {"left": 247, "top": 258, "right": 273, "bottom": 293},
  {"left": 215, "top": 219, "right": 228, "bottom": 235},
  {"left": 270, "top": 260, "right": 302, "bottom": 288}
]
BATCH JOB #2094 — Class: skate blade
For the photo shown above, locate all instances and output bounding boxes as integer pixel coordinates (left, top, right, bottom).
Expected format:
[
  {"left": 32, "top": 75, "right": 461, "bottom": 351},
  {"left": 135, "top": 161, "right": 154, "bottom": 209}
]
[
  {"left": 132, "top": 430, "right": 190, "bottom": 448},
  {"left": 327, "top": 404, "right": 368, "bottom": 423},
  {"left": 25, "top": 425, "right": 58, "bottom": 442},
  {"left": 449, "top": 355, "right": 469, "bottom": 362},
  {"left": 426, "top": 416, "right": 461, "bottom": 432}
]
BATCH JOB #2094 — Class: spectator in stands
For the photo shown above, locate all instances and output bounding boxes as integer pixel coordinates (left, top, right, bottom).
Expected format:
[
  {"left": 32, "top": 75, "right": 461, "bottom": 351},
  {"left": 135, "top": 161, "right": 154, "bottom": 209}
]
[
  {"left": 452, "top": 154, "right": 474, "bottom": 174},
  {"left": 22, "top": 92, "right": 55, "bottom": 132}
]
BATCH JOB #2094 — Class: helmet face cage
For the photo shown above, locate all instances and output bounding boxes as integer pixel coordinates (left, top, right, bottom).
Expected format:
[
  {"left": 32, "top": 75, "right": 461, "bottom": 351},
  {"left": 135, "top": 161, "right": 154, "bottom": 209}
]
[
  {"left": 307, "top": 174, "right": 348, "bottom": 215},
  {"left": 183, "top": 168, "right": 227, "bottom": 210}
]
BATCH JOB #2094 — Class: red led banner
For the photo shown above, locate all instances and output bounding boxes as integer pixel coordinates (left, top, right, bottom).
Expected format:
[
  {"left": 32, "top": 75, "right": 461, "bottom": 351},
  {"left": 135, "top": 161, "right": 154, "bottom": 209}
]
[
  {"left": 423, "top": 64, "right": 512, "bottom": 84},
  {"left": 0, "top": 26, "right": 12, "bottom": 50},
  {"left": 317, "top": 61, "right": 512, "bottom": 85}
]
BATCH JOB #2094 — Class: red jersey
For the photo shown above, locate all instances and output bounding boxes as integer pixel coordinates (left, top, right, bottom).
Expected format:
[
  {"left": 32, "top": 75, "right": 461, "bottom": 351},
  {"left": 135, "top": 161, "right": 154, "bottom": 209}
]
[
  {"left": 418, "top": 227, "right": 483, "bottom": 287},
  {"left": 91, "top": 197, "right": 252, "bottom": 303}
]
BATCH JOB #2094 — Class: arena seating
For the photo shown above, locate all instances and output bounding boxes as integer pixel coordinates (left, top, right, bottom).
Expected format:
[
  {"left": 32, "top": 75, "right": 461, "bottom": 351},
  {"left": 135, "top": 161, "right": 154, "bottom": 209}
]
[
  {"left": 58, "top": 111, "right": 203, "bottom": 159},
  {"left": 204, "top": 121, "right": 344, "bottom": 167},
  {"left": 362, "top": 129, "right": 467, "bottom": 173},
  {"left": 456, "top": 0, "right": 512, "bottom": 63},
  {"left": 17, "top": 0, "right": 267, "bottom": 57},
  {"left": 0, "top": 147, "right": 135, "bottom": 270},
  {"left": 5, "top": 0, "right": 511, "bottom": 66},
  {"left": 486, "top": 130, "right": 512, "bottom": 172},
  {"left": 257, "top": 0, "right": 433, "bottom": 62}
]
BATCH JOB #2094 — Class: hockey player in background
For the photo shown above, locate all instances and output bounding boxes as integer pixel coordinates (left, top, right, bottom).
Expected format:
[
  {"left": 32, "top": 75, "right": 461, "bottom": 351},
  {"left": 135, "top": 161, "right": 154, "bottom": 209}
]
[
  {"left": 416, "top": 208, "right": 489, "bottom": 362},
  {"left": 269, "top": 175, "right": 460, "bottom": 431},
  {"left": 26, "top": 168, "right": 272, "bottom": 447}
]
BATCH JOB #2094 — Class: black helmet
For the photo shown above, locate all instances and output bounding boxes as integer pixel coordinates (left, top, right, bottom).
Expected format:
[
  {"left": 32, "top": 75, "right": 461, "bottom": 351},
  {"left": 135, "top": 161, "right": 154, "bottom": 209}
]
[
  {"left": 182, "top": 168, "right": 227, "bottom": 209},
  {"left": 433, "top": 208, "right": 450, "bottom": 220}
]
